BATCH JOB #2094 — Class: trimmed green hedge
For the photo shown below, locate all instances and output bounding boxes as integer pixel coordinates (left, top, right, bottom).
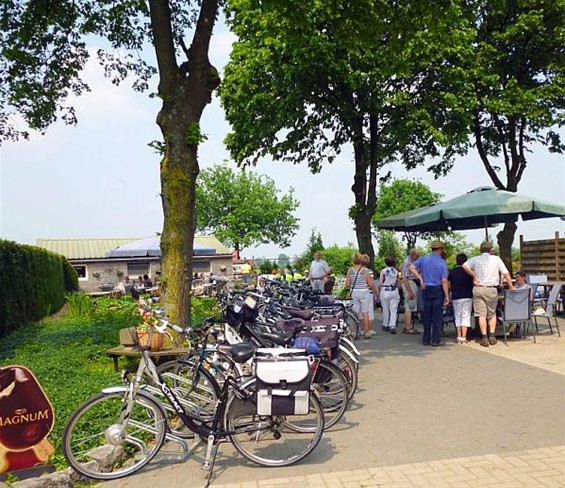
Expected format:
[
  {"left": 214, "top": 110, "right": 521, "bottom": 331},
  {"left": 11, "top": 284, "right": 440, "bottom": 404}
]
[{"left": 0, "top": 240, "right": 78, "bottom": 337}]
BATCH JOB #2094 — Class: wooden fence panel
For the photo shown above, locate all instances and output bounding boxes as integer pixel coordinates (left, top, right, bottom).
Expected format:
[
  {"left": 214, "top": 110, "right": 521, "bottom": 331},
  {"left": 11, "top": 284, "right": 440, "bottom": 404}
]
[{"left": 520, "top": 231, "right": 565, "bottom": 281}]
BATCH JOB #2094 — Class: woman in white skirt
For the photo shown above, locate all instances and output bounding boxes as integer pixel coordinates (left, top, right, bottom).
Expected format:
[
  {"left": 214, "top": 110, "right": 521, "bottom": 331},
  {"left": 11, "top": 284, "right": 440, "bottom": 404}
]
[
  {"left": 346, "top": 252, "right": 379, "bottom": 338},
  {"left": 448, "top": 253, "right": 474, "bottom": 343},
  {"left": 379, "top": 256, "right": 401, "bottom": 333}
]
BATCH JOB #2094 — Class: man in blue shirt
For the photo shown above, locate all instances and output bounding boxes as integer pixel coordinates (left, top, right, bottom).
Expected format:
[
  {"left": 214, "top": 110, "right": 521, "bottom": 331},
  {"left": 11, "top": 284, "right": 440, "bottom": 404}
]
[{"left": 409, "top": 241, "right": 450, "bottom": 346}]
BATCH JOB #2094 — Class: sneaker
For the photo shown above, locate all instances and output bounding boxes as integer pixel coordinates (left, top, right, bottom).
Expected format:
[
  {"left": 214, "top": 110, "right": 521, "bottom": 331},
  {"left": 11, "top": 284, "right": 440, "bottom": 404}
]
[
  {"left": 390, "top": 328, "right": 396, "bottom": 334},
  {"left": 460, "top": 338, "right": 468, "bottom": 344},
  {"left": 489, "top": 337, "right": 497, "bottom": 346},
  {"left": 480, "top": 337, "right": 490, "bottom": 347},
  {"left": 365, "top": 330, "right": 373, "bottom": 339},
  {"left": 382, "top": 326, "right": 390, "bottom": 332}
]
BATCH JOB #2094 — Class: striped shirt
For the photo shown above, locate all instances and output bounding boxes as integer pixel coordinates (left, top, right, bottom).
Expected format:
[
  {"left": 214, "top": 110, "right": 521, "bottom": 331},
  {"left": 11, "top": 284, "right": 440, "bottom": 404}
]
[{"left": 348, "top": 267, "right": 370, "bottom": 290}]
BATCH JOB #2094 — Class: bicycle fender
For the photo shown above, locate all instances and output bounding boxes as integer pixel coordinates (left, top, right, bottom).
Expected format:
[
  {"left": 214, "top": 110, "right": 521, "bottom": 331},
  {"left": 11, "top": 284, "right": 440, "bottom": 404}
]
[
  {"left": 340, "top": 337, "right": 361, "bottom": 356},
  {"left": 338, "top": 345, "right": 359, "bottom": 364}
]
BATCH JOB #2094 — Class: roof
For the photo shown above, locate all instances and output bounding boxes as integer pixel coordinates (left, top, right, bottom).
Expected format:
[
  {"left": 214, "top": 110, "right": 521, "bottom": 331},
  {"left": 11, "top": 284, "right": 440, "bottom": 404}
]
[
  {"left": 36, "top": 238, "right": 137, "bottom": 260},
  {"left": 36, "top": 235, "right": 231, "bottom": 259}
]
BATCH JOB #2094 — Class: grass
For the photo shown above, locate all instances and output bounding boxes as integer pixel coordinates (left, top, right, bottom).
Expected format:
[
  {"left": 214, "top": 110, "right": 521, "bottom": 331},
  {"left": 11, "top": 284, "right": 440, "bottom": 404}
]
[
  {"left": 0, "top": 295, "right": 219, "bottom": 471},
  {"left": 0, "top": 314, "right": 129, "bottom": 469}
]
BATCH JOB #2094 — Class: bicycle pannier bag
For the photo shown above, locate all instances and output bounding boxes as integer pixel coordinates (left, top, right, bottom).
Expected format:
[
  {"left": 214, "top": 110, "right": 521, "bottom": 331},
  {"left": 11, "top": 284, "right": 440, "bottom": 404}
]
[{"left": 255, "top": 355, "right": 312, "bottom": 416}]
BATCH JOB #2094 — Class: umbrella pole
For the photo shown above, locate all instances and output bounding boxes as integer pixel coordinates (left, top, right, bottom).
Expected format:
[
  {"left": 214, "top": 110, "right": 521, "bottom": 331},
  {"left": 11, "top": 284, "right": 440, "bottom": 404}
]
[{"left": 484, "top": 216, "right": 489, "bottom": 241}]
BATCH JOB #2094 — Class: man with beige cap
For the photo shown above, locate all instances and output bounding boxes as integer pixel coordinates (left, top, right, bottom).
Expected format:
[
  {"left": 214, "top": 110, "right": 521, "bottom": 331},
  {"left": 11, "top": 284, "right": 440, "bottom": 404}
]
[
  {"left": 463, "top": 241, "right": 514, "bottom": 347},
  {"left": 409, "top": 241, "right": 450, "bottom": 346}
]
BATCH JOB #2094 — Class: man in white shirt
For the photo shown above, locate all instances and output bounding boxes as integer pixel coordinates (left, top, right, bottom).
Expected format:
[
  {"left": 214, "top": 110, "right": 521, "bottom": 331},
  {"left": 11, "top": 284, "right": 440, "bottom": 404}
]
[
  {"left": 463, "top": 241, "right": 514, "bottom": 347},
  {"left": 309, "top": 251, "right": 330, "bottom": 292}
]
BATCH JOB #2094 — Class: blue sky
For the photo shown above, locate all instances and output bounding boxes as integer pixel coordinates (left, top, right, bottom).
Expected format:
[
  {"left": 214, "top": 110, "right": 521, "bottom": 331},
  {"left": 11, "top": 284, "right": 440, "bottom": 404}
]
[{"left": 1, "top": 24, "right": 564, "bottom": 259}]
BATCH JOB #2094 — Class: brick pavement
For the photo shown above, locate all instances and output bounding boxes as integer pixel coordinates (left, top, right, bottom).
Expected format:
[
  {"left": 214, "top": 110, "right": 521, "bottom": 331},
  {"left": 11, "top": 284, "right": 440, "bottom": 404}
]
[{"left": 100, "top": 315, "right": 565, "bottom": 487}]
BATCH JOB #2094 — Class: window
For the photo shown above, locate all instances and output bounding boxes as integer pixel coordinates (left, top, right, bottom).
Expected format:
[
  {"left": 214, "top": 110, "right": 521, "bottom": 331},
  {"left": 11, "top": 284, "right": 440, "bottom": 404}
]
[
  {"left": 193, "top": 261, "right": 211, "bottom": 273},
  {"left": 73, "top": 265, "right": 87, "bottom": 280},
  {"left": 127, "top": 263, "right": 149, "bottom": 277}
]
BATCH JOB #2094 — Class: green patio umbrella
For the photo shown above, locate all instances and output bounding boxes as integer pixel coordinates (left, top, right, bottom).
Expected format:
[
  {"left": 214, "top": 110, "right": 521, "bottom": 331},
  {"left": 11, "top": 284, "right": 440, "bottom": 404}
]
[{"left": 375, "top": 187, "right": 565, "bottom": 238}]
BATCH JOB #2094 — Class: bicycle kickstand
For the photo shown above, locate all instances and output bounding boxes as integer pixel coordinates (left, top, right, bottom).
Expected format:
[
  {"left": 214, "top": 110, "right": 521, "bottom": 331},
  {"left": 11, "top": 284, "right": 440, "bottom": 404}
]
[{"left": 202, "top": 434, "right": 219, "bottom": 487}]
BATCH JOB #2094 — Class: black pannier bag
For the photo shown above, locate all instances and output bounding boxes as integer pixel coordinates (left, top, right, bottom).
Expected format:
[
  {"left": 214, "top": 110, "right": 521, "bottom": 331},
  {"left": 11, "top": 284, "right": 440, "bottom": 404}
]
[
  {"left": 226, "top": 295, "right": 259, "bottom": 327},
  {"left": 254, "top": 349, "right": 312, "bottom": 416}
]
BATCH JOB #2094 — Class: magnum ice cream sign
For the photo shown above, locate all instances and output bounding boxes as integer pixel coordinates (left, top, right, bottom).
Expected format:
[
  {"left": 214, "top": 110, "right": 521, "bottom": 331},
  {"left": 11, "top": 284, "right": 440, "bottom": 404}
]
[{"left": 0, "top": 366, "right": 55, "bottom": 473}]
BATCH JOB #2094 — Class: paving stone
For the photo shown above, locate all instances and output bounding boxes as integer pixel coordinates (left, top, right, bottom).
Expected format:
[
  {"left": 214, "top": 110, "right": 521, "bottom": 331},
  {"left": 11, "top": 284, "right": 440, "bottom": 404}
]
[{"left": 97, "top": 313, "right": 564, "bottom": 488}]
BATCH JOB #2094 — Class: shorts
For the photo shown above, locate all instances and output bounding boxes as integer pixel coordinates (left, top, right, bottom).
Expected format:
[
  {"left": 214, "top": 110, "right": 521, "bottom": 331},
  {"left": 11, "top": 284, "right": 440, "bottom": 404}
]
[
  {"left": 402, "top": 280, "right": 419, "bottom": 312},
  {"left": 473, "top": 287, "right": 498, "bottom": 319}
]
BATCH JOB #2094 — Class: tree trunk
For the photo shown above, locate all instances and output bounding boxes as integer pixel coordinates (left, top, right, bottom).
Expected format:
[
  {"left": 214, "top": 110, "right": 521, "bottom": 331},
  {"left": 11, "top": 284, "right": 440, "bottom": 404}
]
[
  {"left": 149, "top": 0, "right": 220, "bottom": 327},
  {"left": 350, "top": 120, "right": 377, "bottom": 268},
  {"left": 496, "top": 221, "right": 517, "bottom": 277},
  {"left": 158, "top": 136, "right": 199, "bottom": 327}
]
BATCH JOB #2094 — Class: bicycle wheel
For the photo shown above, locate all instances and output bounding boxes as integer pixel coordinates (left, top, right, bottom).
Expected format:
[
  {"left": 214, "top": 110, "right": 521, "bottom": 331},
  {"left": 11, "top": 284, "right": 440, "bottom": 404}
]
[
  {"left": 63, "top": 389, "right": 167, "bottom": 480},
  {"left": 337, "top": 353, "right": 358, "bottom": 401},
  {"left": 344, "top": 310, "right": 360, "bottom": 340},
  {"left": 311, "top": 360, "right": 348, "bottom": 428},
  {"left": 225, "top": 392, "right": 324, "bottom": 467},
  {"left": 156, "top": 359, "right": 221, "bottom": 438}
]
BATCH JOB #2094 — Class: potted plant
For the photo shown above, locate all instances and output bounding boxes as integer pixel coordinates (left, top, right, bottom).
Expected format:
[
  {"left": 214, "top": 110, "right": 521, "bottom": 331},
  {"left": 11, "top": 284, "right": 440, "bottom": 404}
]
[{"left": 136, "top": 304, "right": 163, "bottom": 351}]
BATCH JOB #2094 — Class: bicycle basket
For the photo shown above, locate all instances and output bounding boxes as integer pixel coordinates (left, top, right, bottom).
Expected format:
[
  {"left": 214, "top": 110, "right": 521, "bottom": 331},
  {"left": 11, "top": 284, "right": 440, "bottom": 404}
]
[{"left": 255, "top": 352, "right": 312, "bottom": 416}]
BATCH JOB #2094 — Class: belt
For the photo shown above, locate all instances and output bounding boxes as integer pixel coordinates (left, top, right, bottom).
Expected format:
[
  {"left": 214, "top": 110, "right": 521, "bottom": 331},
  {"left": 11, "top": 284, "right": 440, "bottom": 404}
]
[
  {"left": 477, "top": 285, "right": 498, "bottom": 288},
  {"left": 426, "top": 285, "right": 442, "bottom": 288},
  {"left": 383, "top": 286, "right": 397, "bottom": 290},
  {"left": 312, "top": 277, "right": 324, "bottom": 280}
]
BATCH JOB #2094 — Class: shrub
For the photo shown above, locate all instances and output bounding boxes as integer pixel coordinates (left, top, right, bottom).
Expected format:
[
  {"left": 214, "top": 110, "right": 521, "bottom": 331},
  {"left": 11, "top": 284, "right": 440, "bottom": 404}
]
[
  {"left": 192, "top": 296, "right": 220, "bottom": 326},
  {"left": 0, "top": 240, "right": 73, "bottom": 337}
]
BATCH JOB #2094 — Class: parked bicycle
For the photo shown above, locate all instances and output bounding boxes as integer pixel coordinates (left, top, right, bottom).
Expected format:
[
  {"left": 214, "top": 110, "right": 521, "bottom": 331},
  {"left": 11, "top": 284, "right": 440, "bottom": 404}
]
[{"left": 62, "top": 307, "right": 325, "bottom": 484}]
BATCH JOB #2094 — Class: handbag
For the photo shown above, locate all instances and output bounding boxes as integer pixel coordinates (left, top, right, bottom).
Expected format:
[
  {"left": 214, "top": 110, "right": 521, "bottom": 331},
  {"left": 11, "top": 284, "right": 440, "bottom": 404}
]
[{"left": 346, "top": 267, "right": 362, "bottom": 299}]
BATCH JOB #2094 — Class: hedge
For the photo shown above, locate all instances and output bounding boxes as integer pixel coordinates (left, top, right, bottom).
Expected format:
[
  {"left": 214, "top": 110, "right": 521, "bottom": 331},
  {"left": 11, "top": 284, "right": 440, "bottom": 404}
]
[{"left": 0, "top": 240, "right": 78, "bottom": 337}]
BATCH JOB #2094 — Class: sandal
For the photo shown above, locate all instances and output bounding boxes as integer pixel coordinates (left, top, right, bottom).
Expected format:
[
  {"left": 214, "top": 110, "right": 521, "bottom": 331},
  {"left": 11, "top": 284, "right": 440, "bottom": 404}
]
[{"left": 403, "top": 328, "right": 420, "bottom": 334}]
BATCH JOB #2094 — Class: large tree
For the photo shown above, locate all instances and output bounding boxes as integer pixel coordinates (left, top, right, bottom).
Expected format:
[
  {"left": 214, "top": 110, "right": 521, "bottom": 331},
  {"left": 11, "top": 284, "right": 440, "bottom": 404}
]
[
  {"left": 195, "top": 165, "right": 300, "bottom": 255},
  {"left": 373, "top": 179, "right": 442, "bottom": 250},
  {"left": 462, "top": 0, "right": 565, "bottom": 272},
  {"left": 0, "top": 1, "right": 221, "bottom": 325},
  {"left": 220, "top": 0, "right": 470, "bottom": 267}
]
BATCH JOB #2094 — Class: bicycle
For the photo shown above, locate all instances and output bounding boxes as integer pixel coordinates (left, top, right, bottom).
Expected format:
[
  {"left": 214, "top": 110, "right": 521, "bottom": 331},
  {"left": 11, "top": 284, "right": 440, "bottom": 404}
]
[{"left": 62, "top": 320, "right": 325, "bottom": 483}]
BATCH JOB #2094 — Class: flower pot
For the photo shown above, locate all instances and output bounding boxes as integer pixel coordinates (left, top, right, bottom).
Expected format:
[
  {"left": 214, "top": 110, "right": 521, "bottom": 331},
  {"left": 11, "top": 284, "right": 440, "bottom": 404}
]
[{"left": 136, "top": 329, "right": 163, "bottom": 351}]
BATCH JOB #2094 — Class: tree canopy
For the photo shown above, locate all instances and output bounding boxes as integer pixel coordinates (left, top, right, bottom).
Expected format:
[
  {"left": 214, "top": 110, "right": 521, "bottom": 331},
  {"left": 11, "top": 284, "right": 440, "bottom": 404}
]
[
  {"left": 457, "top": 0, "right": 565, "bottom": 270},
  {"left": 220, "top": 0, "right": 471, "bottom": 266},
  {"left": 373, "top": 179, "right": 442, "bottom": 249},
  {"left": 196, "top": 165, "right": 300, "bottom": 254}
]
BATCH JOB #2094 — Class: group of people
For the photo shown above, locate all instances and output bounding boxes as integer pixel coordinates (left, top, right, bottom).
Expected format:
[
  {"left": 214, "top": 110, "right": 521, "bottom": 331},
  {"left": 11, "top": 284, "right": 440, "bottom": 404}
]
[{"left": 343, "top": 240, "right": 524, "bottom": 348}]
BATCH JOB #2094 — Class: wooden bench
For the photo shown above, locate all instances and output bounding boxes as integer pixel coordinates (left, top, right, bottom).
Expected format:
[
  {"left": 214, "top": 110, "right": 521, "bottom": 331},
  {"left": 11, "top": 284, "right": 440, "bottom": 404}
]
[{"left": 106, "top": 346, "right": 189, "bottom": 372}]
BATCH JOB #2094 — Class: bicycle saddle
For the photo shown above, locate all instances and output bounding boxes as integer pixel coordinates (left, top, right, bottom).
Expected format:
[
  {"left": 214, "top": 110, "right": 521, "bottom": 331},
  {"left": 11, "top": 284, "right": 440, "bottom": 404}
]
[
  {"left": 287, "top": 309, "right": 315, "bottom": 320},
  {"left": 259, "top": 331, "right": 293, "bottom": 347},
  {"left": 218, "top": 342, "right": 257, "bottom": 363}
]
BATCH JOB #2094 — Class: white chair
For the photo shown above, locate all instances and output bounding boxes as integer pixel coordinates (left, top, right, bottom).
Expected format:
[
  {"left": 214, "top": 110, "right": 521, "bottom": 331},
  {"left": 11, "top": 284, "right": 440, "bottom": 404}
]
[
  {"left": 532, "top": 284, "right": 562, "bottom": 336},
  {"left": 500, "top": 289, "right": 534, "bottom": 344}
]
